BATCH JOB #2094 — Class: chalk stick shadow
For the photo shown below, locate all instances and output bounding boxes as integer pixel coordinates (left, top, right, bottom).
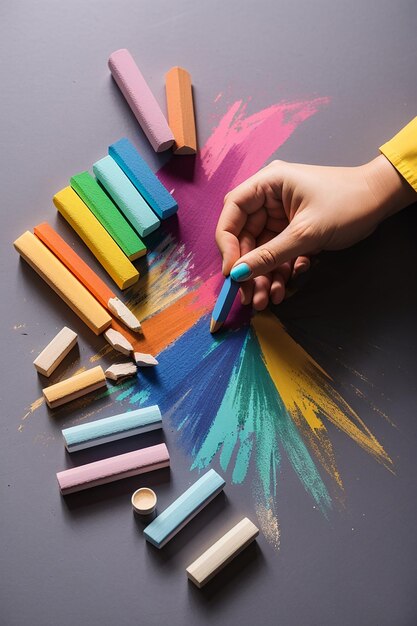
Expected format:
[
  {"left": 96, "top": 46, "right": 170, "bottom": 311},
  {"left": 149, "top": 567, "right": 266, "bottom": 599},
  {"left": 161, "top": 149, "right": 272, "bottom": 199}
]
[
  {"left": 187, "top": 540, "right": 265, "bottom": 607},
  {"left": 144, "top": 491, "right": 228, "bottom": 563}
]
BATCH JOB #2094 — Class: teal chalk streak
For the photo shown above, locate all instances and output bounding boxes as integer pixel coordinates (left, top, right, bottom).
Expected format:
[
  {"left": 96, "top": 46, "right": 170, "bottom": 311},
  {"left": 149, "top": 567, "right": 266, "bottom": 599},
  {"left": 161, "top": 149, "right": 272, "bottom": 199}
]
[{"left": 193, "top": 329, "right": 332, "bottom": 513}]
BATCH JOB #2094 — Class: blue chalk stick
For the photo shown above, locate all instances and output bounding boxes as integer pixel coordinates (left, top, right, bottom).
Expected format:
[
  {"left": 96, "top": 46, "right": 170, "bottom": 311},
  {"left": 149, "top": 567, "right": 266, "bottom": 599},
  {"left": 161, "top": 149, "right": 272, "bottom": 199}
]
[
  {"left": 212, "top": 276, "right": 240, "bottom": 324},
  {"left": 109, "top": 138, "right": 178, "bottom": 219},
  {"left": 62, "top": 405, "right": 162, "bottom": 452},
  {"left": 93, "top": 156, "right": 160, "bottom": 237},
  {"left": 144, "top": 469, "right": 226, "bottom": 548}
]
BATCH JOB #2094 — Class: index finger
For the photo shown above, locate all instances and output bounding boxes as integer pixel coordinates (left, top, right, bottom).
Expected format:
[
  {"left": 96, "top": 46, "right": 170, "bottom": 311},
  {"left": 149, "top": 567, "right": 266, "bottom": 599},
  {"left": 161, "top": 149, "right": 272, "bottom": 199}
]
[{"left": 215, "top": 170, "right": 270, "bottom": 274}]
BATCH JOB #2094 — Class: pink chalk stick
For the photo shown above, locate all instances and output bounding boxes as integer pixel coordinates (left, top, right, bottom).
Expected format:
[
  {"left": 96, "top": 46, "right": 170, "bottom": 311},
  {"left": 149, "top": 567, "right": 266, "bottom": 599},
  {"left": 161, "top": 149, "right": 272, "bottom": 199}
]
[
  {"left": 108, "top": 49, "right": 174, "bottom": 153},
  {"left": 56, "top": 443, "right": 169, "bottom": 495}
]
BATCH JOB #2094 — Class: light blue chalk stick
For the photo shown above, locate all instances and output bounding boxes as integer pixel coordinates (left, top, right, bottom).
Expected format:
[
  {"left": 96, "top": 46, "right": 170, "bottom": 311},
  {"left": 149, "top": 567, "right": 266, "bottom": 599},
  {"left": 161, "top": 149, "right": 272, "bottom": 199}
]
[
  {"left": 62, "top": 405, "right": 162, "bottom": 452},
  {"left": 93, "top": 156, "right": 160, "bottom": 237},
  {"left": 109, "top": 138, "right": 178, "bottom": 220},
  {"left": 211, "top": 276, "right": 240, "bottom": 325},
  {"left": 143, "top": 469, "right": 226, "bottom": 548}
]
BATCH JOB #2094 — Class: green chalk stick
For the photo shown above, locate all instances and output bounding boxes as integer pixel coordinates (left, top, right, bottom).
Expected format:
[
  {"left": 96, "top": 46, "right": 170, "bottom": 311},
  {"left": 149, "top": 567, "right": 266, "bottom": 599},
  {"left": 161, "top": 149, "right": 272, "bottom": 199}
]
[{"left": 70, "top": 171, "right": 146, "bottom": 261}]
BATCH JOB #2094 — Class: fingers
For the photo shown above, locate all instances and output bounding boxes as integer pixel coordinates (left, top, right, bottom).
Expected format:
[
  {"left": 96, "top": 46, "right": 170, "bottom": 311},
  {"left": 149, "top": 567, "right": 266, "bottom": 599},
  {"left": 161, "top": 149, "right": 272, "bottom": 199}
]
[
  {"left": 216, "top": 166, "right": 283, "bottom": 274},
  {"left": 292, "top": 255, "right": 311, "bottom": 278},
  {"left": 230, "top": 216, "right": 313, "bottom": 282}
]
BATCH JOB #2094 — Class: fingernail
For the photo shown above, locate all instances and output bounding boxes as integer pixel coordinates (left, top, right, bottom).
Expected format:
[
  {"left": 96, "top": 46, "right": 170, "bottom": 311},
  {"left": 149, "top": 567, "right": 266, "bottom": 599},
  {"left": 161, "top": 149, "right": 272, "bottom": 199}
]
[{"left": 230, "top": 262, "right": 252, "bottom": 282}]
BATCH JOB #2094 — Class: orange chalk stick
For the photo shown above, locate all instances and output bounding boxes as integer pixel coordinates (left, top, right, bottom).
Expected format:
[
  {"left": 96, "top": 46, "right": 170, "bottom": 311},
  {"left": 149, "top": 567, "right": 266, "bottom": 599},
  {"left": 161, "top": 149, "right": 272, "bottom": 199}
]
[
  {"left": 34, "top": 223, "right": 141, "bottom": 332},
  {"left": 165, "top": 67, "right": 197, "bottom": 155}
]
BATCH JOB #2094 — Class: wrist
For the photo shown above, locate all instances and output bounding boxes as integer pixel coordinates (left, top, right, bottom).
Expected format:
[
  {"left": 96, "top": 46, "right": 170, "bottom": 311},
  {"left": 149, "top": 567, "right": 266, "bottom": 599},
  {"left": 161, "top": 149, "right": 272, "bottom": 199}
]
[{"left": 362, "top": 154, "right": 417, "bottom": 220}]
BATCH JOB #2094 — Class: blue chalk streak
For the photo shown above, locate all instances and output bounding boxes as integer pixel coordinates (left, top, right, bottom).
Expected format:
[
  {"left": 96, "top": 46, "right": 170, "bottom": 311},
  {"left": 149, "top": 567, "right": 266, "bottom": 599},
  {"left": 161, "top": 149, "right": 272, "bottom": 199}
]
[
  {"left": 109, "top": 138, "right": 178, "bottom": 219},
  {"left": 62, "top": 405, "right": 162, "bottom": 452},
  {"left": 93, "top": 155, "right": 160, "bottom": 237},
  {"left": 144, "top": 469, "right": 226, "bottom": 548},
  {"left": 212, "top": 276, "right": 240, "bottom": 323}
]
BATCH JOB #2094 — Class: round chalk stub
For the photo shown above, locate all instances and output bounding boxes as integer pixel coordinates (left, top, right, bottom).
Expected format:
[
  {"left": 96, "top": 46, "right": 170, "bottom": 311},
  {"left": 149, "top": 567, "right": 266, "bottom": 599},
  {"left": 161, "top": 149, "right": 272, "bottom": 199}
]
[{"left": 131, "top": 487, "right": 157, "bottom": 515}]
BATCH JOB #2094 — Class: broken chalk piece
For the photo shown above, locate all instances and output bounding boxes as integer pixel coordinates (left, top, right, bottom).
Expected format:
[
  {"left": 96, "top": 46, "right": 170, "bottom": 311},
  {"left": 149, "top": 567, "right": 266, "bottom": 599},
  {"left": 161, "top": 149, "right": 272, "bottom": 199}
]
[
  {"left": 105, "top": 362, "right": 137, "bottom": 382},
  {"left": 108, "top": 48, "right": 174, "bottom": 152},
  {"left": 62, "top": 405, "right": 162, "bottom": 452},
  {"left": 14, "top": 231, "right": 111, "bottom": 336},
  {"left": 57, "top": 442, "right": 170, "bottom": 495},
  {"left": 53, "top": 186, "right": 139, "bottom": 290},
  {"left": 104, "top": 328, "right": 134, "bottom": 356},
  {"left": 43, "top": 366, "right": 106, "bottom": 409},
  {"left": 186, "top": 517, "right": 259, "bottom": 588},
  {"left": 33, "top": 327, "right": 78, "bottom": 377},
  {"left": 134, "top": 352, "right": 158, "bottom": 367},
  {"left": 109, "top": 138, "right": 178, "bottom": 219},
  {"left": 144, "top": 469, "right": 226, "bottom": 549},
  {"left": 70, "top": 171, "right": 146, "bottom": 261},
  {"left": 165, "top": 66, "right": 197, "bottom": 155},
  {"left": 94, "top": 156, "right": 160, "bottom": 238}
]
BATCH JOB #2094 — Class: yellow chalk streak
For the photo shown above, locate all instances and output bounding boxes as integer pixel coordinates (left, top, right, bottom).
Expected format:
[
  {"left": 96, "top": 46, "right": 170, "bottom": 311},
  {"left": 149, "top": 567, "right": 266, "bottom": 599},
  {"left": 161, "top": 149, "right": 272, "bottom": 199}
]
[{"left": 252, "top": 311, "right": 393, "bottom": 487}]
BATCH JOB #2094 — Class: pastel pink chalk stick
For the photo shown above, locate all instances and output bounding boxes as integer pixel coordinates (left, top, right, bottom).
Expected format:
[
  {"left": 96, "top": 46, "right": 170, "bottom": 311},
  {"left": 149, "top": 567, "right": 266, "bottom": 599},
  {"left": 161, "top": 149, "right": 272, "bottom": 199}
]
[
  {"left": 56, "top": 443, "right": 169, "bottom": 495},
  {"left": 108, "top": 49, "right": 174, "bottom": 152}
]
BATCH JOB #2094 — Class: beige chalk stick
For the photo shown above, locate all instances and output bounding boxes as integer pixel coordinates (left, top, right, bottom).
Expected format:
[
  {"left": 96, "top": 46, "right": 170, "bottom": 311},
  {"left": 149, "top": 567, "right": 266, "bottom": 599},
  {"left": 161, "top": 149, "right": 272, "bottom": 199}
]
[
  {"left": 134, "top": 352, "right": 158, "bottom": 367},
  {"left": 104, "top": 328, "right": 134, "bottom": 355},
  {"left": 13, "top": 231, "right": 112, "bottom": 335},
  {"left": 186, "top": 517, "right": 259, "bottom": 588},
  {"left": 33, "top": 327, "right": 78, "bottom": 377},
  {"left": 105, "top": 362, "right": 137, "bottom": 382},
  {"left": 43, "top": 366, "right": 106, "bottom": 409}
]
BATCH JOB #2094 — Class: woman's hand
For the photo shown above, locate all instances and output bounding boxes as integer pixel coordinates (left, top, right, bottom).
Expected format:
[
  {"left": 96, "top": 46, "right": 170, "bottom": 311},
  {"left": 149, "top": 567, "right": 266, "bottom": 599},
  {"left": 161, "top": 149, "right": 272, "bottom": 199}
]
[{"left": 215, "top": 154, "right": 416, "bottom": 310}]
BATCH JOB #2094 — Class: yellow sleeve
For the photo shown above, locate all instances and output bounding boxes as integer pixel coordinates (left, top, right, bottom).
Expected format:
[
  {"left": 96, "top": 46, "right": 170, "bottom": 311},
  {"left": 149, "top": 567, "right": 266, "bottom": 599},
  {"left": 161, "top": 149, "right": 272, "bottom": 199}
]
[{"left": 379, "top": 117, "right": 417, "bottom": 192}]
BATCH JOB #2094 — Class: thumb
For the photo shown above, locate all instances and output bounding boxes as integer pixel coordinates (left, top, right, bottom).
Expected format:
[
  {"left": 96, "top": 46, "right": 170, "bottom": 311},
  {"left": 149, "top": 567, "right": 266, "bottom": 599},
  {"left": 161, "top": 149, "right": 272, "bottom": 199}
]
[{"left": 229, "top": 220, "right": 311, "bottom": 281}]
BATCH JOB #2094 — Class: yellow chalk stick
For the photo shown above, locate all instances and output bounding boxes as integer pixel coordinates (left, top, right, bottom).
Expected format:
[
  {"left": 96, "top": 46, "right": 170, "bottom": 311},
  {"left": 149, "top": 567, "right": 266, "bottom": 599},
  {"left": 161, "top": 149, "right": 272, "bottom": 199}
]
[
  {"left": 53, "top": 186, "right": 139, "bottom": 290},
  {"left": 43, "top": 366, "right": 107, "bottom": 409},
  {"left": 14, "top": 232, "right": 112, "bottom": 335}
]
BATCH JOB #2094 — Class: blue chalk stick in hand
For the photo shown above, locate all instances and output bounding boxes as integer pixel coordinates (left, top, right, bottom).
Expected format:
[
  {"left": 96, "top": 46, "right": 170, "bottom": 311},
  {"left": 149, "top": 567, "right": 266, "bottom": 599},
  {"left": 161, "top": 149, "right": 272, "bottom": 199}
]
[
  {"left": 109, "top": 138, "right": 178, "bottom": 219},
  {"left": 210, "top": 276, "right": 240, "bottom": 333}
]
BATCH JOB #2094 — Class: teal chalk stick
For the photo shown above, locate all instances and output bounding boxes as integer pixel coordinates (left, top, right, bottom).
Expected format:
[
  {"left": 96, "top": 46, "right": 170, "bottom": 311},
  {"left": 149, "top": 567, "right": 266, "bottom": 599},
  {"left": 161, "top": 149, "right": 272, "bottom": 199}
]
[
  {"left": 93, "top": 156, "right": 160, "bottom": 238},
  {"left": 62, "top": 405, "right": 162, "bottom": 452},
  {"left": 210, "top": 276, "right": 240, "bottom": 333},
  {"left": 70, "top": 171, "right": 146, "bottom": 261},
  {"left": 143, "top": 469, "right": 226, "bottom": 548},
  {"left": 109, "top": 138, "right": 178, "bottom": 219}
]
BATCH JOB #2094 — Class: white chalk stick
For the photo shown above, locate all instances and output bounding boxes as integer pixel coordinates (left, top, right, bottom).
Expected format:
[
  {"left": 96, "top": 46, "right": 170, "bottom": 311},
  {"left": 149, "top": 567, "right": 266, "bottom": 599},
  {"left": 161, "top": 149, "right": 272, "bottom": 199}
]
[
  {"left": 186, "top": 517, "right": 259, "bottom": 588},
  {"left": 33, "top": 327, "right": 78, "bottom": 377}
]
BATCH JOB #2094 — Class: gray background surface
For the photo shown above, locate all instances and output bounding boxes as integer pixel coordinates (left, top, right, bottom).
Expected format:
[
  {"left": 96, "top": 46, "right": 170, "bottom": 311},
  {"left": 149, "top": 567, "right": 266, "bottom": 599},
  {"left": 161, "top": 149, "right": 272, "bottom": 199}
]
[{"left": 1, "top": 1, "right": 417, "bottom": 625}]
